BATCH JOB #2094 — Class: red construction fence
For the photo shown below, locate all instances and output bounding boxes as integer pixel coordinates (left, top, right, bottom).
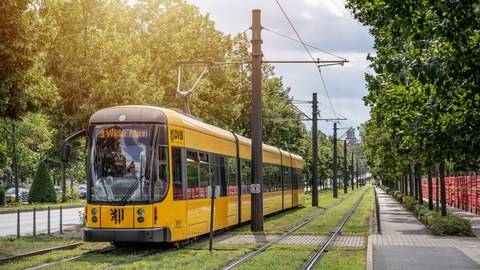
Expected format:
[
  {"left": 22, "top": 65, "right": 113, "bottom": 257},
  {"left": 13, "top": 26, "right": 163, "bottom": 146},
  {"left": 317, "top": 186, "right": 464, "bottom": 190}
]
[{"left": 421, "top": 174, "right": 480, "bottom": 214}]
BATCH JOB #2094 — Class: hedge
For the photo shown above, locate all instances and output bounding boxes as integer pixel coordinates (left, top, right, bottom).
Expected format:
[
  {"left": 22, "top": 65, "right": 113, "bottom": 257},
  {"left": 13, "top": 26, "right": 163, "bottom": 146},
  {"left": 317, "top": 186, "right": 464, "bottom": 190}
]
[{"left": 381, "top": 186, "right": 474, "bottom": 236}]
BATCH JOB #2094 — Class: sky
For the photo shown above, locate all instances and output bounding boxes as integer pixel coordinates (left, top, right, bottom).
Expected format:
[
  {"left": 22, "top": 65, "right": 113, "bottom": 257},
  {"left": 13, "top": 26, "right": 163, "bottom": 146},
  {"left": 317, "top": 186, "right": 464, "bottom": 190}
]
[{"left": 186, "top": 0, "right": 375, "bottom": 137}]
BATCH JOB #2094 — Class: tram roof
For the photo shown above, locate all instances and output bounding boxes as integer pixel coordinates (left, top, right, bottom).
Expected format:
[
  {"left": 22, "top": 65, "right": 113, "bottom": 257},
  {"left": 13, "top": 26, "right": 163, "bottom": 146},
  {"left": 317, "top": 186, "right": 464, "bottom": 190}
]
[{"left": 89, "top": 105, "right": 303, "bottom": 164}]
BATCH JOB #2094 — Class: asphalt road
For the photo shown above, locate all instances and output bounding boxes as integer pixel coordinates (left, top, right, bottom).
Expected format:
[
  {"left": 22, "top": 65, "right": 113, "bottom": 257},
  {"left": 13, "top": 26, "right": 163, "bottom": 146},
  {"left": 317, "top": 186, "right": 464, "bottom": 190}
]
[{"left": 0, "top": 207, "right": 84, "bottom": 237}]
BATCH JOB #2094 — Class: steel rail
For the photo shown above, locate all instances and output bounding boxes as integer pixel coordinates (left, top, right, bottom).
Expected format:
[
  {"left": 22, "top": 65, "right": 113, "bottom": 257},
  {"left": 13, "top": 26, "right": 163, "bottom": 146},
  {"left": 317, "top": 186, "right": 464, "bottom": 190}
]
[
  {"left": 222, "top": 188, "right": 366, "bottom": 270},
  {"left": 25, "top": 246, "right": 117, "bottom": 270},
  {"left": 302, "top": 188, "right": 369, "bottom": 270},
  {"left": 0, "top": 242, "right": 83, "bottom": 265}
]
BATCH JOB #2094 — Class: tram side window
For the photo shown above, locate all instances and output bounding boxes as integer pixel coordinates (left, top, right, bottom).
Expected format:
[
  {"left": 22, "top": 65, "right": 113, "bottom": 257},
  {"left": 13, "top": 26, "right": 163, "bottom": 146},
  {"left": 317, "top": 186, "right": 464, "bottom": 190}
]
[
  {"left": 241, "top": 160, "right": 251, "bottom": 194},
  {"left": 198, "top": 152, "right": 210, "bottom": 199},
  {"left": 153, "top": 145, "right": 169, "bottom": 202},
  {"left": 226, "top": 157, "right": 237, "bottom": 196},
  {"left": 283, "top": 166, "right": 292, "bottom": 190},
  {"left": 172, "top": 147, "right": 184, "bottom": 200},
  {"left": 271, "top": 165, "right": 280, "bottom": 192},
  {"left": 212, "top": 155, "right": 227, "bottom": 197},
  {"left": 262, "top": 165, "right": 269, "bottom": 192},
  {"left": 187, "top": 151, "right": 199, "bottom": 199}
]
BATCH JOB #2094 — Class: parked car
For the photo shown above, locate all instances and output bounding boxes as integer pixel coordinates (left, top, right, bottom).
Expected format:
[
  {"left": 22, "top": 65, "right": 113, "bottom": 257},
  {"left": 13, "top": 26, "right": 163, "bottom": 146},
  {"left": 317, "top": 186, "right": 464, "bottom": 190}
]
[
  {"left": 78, "top": 184, "right": 87, "bottom": 199},
  {"left": 5, "top": 187, "right": 29, "bottom": 203}
]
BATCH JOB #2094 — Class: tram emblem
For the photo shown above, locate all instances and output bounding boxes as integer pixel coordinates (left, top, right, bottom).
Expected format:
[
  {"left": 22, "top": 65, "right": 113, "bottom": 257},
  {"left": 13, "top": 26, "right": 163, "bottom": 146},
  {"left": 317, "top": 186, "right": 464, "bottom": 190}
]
[
  {"left": 110, "top": 209, "right": 125, "bottom": 224},
  {"left": 169, "top": 128, "right": 184, "bottom": 146}
]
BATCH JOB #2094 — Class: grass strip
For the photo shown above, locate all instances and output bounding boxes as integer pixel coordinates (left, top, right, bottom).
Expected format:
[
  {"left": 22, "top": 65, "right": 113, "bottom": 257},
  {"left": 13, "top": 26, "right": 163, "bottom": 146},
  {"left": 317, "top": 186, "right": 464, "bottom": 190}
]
[
  {"left": 313, "top": 246, "right": 366, "bottom": 270},
  {"left": 0, "top": 242, "right": 110, "bottom": 270},
  {"left": 295, "top": 186, "right": 368, "bottom": 235},
  {"left": 341, "top": 187, "right": 373, "bottom": 236},
  {"left": 116, "top": 243, "right": 255, "bottom": 270},
  {"left": 233, "top": 188, "right": 360, "bottom": 234},
  {"left": 0, "top": 235, "right": 83, "bottom": 259}
]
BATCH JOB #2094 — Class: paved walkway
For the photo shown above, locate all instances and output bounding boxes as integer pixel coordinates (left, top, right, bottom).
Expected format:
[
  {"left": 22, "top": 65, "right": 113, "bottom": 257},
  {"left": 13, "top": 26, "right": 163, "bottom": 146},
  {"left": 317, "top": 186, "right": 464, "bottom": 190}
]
[{"left": 370, "top": 187, "right": 480, "bottom": 270}]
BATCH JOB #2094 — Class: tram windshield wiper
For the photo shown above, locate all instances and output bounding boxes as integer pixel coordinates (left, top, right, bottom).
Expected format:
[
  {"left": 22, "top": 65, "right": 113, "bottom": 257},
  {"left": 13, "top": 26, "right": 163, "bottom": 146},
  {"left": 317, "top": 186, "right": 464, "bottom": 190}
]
[
  {"left": 119, "top": 154, "right": 146, "bottom": 205},
  {"left": 119, "top": 175, "right": 142, "bottom": 206}
]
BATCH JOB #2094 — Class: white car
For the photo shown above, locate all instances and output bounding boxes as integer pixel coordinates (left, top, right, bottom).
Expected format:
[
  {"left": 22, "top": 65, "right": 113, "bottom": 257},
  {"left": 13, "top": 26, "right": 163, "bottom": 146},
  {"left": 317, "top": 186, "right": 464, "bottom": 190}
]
[{"left": 5, "top": 187, "right": 29, "bottom": 203}]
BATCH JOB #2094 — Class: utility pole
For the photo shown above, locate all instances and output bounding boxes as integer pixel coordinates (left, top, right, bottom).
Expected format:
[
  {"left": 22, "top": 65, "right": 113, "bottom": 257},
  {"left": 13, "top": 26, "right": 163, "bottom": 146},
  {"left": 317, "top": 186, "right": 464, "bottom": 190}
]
[
  {"left": 251, "top": 9, "right": 263, "bottom": 231},
  {"left": 351, "top": 150, "right": 354, "bottom": 190},
  {"left": 333, "top": 123, "right": 338, "bottom": 198},
  {"left": 343, "top": 141, "right": 348, "bottom": 193},
  {"left": 312, "top": 93, "right": 319, "bottom": 206},
  {"left": 356, "top": 157, "right": 359, "bottom": 189}
]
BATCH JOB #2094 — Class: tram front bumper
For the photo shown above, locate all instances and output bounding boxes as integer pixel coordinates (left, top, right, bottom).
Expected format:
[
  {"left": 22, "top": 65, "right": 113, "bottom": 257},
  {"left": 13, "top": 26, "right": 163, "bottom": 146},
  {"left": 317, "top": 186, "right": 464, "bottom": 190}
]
[{"left": 84, "top": 227, "right": 172, "bottom": 243}]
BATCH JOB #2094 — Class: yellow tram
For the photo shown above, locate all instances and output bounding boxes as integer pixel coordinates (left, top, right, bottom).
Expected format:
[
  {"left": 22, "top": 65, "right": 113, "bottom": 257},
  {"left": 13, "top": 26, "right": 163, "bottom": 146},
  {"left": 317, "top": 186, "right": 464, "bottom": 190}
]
[{"left": 70, "top": 106, "right": 304, "bottom": 244}]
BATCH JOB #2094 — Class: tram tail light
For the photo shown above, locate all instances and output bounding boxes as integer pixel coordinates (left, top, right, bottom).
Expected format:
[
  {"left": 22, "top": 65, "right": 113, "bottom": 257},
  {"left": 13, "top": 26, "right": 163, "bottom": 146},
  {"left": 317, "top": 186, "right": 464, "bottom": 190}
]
[
  {"left": 154, "top": 206, "right": 158, "bottom": 225},
  {"left": 84, "top": 206, "right": 87, "bottom": 224}
]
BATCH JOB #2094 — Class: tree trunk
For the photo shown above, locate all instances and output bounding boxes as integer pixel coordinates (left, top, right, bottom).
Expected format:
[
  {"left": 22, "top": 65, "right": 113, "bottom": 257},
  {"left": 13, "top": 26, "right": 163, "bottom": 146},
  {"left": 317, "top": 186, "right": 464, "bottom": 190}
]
[
  {"left": 409, "top": 173, "right": 413, "bottom": 196},
  {"left": 440, "top": 160, "right": 447, "bottom": 216},
  {"left": 415, "top": 162, "right": 423, "bottom": 204},
  {"left": 12, "top": 121, "right": 18, "bottom": 203},
  {"left": 428, "top": 167, "right": 433, "bottom": 210}
]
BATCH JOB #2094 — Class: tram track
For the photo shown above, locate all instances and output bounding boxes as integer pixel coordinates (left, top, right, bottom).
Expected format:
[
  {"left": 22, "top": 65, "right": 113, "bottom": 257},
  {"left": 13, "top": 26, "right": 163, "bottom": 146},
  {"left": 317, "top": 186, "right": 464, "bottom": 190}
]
[
  {"left": 222, "top": 187, "right": 370, "bottom": 270},
  {"left": 0, "top": 242, "right": 84, "bottom": 265},
  {"left": 301, "top": 188, "right": 368, "bottom": 270},
  {"left": 24, "top": 245, "right": 118, "bottom": 270}
]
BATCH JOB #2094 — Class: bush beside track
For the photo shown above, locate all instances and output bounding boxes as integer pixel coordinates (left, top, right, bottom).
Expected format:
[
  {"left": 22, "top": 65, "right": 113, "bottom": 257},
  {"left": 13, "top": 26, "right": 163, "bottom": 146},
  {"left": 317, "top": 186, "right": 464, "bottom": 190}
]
[{"left": 382, "top": 187, "right": 473, "bottom": 236}]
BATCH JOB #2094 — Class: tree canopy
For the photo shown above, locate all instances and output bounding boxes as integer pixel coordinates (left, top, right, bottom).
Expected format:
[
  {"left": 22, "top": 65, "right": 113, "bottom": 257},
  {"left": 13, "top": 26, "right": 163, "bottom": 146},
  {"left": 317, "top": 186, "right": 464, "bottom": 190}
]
[
  {"left": 347, "top": 0, "right": 480, "bottom": 180},
  {"left": 1, "top": 0, "right": 312, "bottom": 191}
]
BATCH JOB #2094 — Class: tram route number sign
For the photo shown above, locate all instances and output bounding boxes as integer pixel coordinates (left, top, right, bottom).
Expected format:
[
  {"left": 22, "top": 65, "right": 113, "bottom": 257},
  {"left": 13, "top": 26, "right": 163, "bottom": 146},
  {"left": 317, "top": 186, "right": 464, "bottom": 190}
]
[{"left": 251, "top": 184, "right": 261, "bottom": 194}]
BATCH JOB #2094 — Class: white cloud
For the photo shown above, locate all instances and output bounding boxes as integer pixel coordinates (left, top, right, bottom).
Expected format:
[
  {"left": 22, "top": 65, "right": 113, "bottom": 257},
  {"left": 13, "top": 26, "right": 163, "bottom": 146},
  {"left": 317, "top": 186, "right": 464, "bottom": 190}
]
[{"left": 185, "top": 0, "right": 374, "bottom": 134}]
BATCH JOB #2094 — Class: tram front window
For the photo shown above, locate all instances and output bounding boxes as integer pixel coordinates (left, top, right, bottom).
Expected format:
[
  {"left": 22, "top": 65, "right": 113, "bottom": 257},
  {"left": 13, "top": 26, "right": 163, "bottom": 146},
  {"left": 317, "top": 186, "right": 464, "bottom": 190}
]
[{"left": 90, "top": 124, "right": 153, "bottom": 204}]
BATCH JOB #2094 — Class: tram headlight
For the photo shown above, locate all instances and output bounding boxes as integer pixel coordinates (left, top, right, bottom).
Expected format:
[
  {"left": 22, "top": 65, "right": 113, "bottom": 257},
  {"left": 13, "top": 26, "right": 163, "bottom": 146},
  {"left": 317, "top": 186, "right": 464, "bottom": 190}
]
[
  {"left": 91, "top": 208, "right": 98, "bottom": 216},
  {"left": 137, "top": 216, "right": 145, "bottom": 223},
  {"left": 92, "top": 216, "right": 98, "bottom": 223},
  {"left": 137, "top": 208, "right": 145, "bottom": 216}
]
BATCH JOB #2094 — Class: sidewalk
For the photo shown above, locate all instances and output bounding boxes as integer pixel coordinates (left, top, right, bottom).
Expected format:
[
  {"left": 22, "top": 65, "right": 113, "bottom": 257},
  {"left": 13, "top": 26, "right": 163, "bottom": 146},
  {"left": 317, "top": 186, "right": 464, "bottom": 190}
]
[{"left": 369, "top": 187, "right": 480, "bottom": 270}]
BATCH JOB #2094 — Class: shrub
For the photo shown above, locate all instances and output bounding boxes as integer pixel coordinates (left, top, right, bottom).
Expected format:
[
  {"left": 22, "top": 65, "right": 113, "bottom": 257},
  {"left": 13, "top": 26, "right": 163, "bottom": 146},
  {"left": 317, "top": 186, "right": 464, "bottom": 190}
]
[
  {"left": 0, "top": 185, "right": 4, "bottom": 206},
  {"left": 402, "top": 196, "right": 418, "bottom": 211},
  {"left": 430, "top": 215, "right": 473, "bottom": 236},
  {"left": 29, "top": 161, "right": 57, "bottom": 203},
  {"left": 393, "top": 190, "right": 404, "bottom": 200}
]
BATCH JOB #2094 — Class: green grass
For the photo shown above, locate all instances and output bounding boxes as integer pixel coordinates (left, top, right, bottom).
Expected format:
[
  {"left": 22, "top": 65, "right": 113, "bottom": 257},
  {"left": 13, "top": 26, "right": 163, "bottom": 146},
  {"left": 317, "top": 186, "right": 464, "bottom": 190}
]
[
  {"left": 117, "top": 244, "right": 255, "bottom": 270},
  {"left": 0, "top": 200, "right": 86, "bottom": 213},
  {"left": 314, "top": 246, "right": 366, "bottom": 270},
  {"left": 0, "top": 235, "right": 83, "bottom": 259},
  {"left": 234, "top": 244, "right": 316, "bottom": 270},
  {"left": 233, "top": 188, "right": 362, "bottom": 234},
  {"left": 295, "top": 186, "right": 369, "bottom": 235},
  {"left": 0, "top": 241, "right": 110, "bottom": 270},
  {"left": 342, "top": 187, "right": 373, "bottom": 236}
]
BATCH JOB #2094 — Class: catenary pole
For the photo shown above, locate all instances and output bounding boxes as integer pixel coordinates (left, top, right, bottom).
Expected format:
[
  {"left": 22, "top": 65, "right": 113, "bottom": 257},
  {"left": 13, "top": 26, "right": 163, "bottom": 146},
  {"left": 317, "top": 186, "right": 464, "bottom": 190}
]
[
  {"left": 251, "top": 9, "right": 263, "bottom": 231},
  {"left": 333, "top": 123, "right": 338, "bottom": 198},
  {"left": 343, "top": 141, "right": 348, "bottom": 193},
  {"left": 312, "top": 93, "right": 319, "bottom": 206}
]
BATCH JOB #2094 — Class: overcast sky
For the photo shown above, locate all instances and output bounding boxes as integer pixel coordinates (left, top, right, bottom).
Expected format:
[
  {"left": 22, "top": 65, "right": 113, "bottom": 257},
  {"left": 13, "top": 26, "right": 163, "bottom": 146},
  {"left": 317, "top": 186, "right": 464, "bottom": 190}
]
[{"left": 186, "top": 0, "right": 374, "bottom": 137}]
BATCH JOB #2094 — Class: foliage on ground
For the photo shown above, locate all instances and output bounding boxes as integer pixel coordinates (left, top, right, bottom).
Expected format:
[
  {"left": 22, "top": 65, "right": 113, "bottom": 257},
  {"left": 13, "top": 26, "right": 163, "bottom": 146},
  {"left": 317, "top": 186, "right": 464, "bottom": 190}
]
[{"left": 385, "top": 187, "right": 473, "bottom": 236}]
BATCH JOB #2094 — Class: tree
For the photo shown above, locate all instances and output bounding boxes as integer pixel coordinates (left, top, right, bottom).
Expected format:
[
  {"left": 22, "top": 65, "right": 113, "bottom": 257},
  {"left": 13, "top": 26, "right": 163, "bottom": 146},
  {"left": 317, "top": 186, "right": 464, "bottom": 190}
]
[
  {"left": 347, "top": 0, "right": 480, "bottom": 215},
  {"left": 29, "top": 161, "right": 57, "bottom": 203},
  {"left": 0, "top": 0, "right": 57, "bottom": 200}
]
